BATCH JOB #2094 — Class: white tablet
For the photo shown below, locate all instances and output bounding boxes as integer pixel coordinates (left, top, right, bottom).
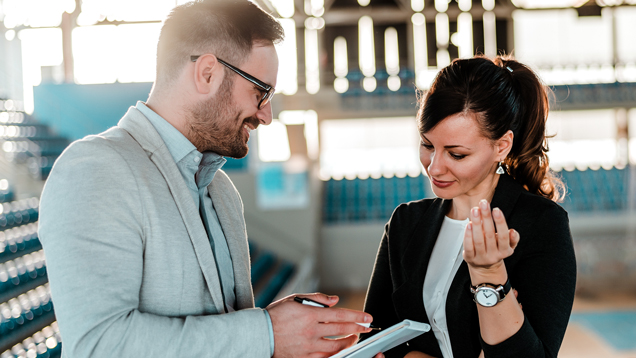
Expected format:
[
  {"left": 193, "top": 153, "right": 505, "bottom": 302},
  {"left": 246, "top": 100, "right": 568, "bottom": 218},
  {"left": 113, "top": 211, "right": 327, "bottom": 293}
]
[{"left": 329, "top": 319, "right": 431, "bottom": 358}]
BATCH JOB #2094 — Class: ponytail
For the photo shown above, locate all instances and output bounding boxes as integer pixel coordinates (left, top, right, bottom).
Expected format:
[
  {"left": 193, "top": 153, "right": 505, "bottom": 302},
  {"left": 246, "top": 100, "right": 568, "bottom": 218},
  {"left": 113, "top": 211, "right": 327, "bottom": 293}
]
[{"left": 493, "top": 57, "right": 565, "bottom": 202}]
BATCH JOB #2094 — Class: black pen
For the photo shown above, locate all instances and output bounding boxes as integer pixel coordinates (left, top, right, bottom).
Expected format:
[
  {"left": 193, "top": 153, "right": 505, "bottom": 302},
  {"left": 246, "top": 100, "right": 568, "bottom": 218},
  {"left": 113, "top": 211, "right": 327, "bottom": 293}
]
[{"left": 293, "top": 296, "right": 381, "bottom": 330}]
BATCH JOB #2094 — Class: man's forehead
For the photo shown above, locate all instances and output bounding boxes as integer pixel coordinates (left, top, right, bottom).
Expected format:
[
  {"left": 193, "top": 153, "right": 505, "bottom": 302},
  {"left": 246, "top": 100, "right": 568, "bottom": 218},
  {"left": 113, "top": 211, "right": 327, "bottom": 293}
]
[{"left": 242, "top": 45, "right": 279, "bottom": 86}]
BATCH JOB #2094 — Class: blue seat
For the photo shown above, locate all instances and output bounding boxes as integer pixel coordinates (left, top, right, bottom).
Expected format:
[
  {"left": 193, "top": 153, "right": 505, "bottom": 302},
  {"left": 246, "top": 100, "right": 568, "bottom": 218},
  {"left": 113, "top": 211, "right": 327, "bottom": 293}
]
[
  {"left": 254, "top": 262, "right": 295, "bottom": 308},
  {"left": 250, "top": 252, "right": 275, "bottom": 287}
]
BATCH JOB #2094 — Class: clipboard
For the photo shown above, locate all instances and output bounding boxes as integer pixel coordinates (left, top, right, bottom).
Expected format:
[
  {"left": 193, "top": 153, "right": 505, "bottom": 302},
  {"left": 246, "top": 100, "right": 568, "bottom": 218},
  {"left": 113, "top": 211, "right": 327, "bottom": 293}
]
[{"left": 329, "top": 319, "right": 431, "bottom": 358}]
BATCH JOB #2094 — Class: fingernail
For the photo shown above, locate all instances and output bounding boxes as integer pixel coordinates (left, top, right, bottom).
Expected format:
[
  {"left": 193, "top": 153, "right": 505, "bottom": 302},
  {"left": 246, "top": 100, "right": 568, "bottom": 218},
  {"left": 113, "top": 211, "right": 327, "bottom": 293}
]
[
  {"left": 329, "top": 295, "right": 338, "bottom": 301},
  {"left": 365, "top": 315, "right": 372, "bottom": 322},
  {"left": 467, "top": 222, "right": 472, "bottom": 230},
  {"left": 472, "top": 207, "right": 479, "bottom": 217},
  {"left": 479, "top": 200, "right": 488, "bottom": 210},
  {"left": 493, "top": 208, "right": 501, "bottom": 218}
]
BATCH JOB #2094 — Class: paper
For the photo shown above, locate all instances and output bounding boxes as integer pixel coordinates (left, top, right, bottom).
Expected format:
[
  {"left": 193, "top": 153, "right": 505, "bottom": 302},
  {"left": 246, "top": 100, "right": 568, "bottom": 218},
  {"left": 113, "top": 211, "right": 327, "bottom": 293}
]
[{"left": 329, "top": 319, "right": 431, "bottom": 358}]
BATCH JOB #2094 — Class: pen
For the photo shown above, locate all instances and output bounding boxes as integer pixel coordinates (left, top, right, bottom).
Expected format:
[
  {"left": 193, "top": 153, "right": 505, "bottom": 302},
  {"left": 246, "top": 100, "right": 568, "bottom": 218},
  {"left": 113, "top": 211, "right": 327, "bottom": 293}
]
[{"left": 293, "top": 296, "right": 381, "bottom": 330}]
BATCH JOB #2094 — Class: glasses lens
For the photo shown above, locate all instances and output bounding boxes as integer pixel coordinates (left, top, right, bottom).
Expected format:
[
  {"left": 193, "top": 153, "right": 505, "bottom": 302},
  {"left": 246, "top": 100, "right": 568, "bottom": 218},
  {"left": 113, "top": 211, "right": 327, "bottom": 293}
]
[{"left": 259, "top": 89, "right": 275, "bottom": 109}]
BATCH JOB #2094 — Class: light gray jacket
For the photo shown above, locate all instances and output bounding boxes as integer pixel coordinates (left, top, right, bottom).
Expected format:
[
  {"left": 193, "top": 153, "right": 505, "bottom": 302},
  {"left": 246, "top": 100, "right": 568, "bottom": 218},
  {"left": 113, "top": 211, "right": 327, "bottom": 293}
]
[{"left": 38, "top": 107, "right": 270, "bottom": 358}]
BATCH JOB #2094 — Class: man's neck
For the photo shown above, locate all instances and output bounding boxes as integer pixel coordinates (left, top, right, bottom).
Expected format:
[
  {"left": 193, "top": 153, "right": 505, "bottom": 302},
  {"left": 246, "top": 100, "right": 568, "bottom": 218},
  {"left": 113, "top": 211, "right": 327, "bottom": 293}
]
[{"left": 146, "top": 94, "right": 191, "bottom": 141}]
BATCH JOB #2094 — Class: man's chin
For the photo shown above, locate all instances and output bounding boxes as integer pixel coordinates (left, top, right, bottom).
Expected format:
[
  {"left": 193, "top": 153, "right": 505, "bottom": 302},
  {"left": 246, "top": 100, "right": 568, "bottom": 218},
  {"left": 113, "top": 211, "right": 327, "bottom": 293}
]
[{"left": 220, "top": 146, "right": 249, "bottom": 159}]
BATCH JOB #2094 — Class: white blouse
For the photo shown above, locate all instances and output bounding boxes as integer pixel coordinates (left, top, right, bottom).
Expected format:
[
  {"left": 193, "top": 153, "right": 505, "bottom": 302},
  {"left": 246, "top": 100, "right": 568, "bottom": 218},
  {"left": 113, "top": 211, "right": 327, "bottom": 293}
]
[{"left": 422, "top": 216, "right": 469, "bottom": 358}]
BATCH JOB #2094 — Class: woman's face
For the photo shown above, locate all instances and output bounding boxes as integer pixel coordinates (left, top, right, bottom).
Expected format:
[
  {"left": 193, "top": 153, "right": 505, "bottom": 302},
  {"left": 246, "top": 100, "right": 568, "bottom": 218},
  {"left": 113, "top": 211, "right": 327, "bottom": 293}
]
[{"left": 419, "top": 112, "right": 507, "bottom": 200}]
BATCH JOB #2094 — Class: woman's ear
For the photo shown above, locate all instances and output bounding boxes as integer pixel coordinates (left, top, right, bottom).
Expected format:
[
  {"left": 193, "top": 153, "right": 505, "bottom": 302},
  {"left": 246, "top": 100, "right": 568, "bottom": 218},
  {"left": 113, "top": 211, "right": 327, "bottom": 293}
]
[
  {"left": 496, "top": 130, "right": 514, "bottom": 161},
  {"left": 192, "top": 54, "right": 224, "bottom": 94}
]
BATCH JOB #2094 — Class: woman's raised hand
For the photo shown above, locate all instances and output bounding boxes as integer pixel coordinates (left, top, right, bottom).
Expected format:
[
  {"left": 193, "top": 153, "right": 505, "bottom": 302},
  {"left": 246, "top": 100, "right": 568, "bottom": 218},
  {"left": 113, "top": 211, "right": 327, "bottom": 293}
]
[{"left": 462, "top": 199, "right": 520, "bottom": 274}]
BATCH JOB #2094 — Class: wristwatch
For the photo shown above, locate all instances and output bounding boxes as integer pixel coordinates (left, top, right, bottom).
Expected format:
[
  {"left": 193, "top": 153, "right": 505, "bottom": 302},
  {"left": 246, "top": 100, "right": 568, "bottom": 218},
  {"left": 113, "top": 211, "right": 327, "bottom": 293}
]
[{"left": 470, "top": 279, "right": 512, "bottom": 307}]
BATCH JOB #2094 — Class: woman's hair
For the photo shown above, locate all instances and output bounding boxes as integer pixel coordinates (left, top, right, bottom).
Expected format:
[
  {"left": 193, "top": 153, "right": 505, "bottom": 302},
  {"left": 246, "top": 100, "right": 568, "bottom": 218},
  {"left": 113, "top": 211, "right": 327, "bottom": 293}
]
[{"left": 417, "top": 55, "right": 565, "bottom": 202}]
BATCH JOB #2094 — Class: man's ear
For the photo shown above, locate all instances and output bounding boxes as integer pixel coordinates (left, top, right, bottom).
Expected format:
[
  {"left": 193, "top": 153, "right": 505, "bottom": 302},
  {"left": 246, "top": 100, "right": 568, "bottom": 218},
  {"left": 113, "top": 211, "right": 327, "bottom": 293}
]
[
  {"left": 192, "top": 54, "right": 224, "bottom": 94},
  {"left": 496, "top": 130, "right": 514, "bottom": 161}
]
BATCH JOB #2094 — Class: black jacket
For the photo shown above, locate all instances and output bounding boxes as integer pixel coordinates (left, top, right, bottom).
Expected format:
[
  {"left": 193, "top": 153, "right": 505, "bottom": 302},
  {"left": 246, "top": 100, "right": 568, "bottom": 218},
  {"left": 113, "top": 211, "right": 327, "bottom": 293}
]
[{"left": 361, "top": 174, "right": 577, "bottom": 358}]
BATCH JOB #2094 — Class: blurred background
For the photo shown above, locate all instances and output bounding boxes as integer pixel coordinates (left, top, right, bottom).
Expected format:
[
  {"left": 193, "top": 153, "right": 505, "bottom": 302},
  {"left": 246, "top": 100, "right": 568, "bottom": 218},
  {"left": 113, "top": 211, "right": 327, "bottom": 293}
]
[{"left": 0, "top": 0, "right": 635, "bottom": 356}]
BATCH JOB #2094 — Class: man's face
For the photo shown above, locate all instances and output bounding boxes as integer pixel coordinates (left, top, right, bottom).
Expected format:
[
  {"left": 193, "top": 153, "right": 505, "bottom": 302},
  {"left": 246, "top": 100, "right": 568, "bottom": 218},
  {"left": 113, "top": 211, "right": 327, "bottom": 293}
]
[{"left": 186, "top": 45, "right": 279, "bottom": 157}]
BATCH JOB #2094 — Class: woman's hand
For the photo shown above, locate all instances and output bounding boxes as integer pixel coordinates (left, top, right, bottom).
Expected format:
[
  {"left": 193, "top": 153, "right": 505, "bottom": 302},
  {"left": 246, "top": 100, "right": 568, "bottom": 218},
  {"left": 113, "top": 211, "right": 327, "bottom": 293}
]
[{"left": 463, "top": 199, "right": 520, "bottom": 278}]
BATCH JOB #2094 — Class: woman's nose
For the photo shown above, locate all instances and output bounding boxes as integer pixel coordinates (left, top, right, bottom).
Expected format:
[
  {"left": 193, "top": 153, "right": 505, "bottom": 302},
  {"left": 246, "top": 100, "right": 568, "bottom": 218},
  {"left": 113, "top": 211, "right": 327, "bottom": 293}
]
[{"left": 427, "top": 152, "right": 444, "bottom": 176}]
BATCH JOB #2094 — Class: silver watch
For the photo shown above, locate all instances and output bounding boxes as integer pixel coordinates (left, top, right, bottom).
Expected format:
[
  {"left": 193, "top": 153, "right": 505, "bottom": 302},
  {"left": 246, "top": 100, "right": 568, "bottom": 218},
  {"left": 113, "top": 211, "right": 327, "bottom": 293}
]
[{"left": 470, "top": 279, "right": 512, "bottom": 307}]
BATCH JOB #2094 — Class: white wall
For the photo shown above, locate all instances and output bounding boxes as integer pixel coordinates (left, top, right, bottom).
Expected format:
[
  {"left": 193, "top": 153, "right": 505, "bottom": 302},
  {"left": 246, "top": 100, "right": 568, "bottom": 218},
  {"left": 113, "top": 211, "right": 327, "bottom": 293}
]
[
  {"left": 227, "top": 169, "right": 322, "bottom": 264},
  {"left": 320, "top": 222, "right": 386, "bottom": 291}
]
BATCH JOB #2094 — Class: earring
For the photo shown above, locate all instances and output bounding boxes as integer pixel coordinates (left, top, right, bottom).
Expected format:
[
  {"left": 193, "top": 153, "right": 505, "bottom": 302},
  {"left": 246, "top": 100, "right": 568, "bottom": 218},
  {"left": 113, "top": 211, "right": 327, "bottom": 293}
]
[{"left": 496, "top": 161, "right": 505, "bottom": 175}]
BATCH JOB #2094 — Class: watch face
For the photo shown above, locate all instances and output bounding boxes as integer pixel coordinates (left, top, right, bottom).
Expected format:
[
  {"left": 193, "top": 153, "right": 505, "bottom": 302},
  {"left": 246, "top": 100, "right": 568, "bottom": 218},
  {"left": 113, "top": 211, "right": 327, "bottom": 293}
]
[{"left": 476, "top": 287, "right": 499, "bottom": 307}]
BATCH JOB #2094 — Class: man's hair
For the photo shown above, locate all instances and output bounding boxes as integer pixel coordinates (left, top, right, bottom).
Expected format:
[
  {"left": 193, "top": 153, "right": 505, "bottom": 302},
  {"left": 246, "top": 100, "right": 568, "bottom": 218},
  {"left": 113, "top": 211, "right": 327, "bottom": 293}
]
[{"left": 155, "top": 0, "right": 284, "bottom": 86}]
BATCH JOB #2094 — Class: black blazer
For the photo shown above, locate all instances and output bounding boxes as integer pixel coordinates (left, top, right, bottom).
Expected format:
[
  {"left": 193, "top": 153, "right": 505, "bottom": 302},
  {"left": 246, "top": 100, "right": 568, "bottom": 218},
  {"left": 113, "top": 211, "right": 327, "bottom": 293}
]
[{"left": 361, "top": 174, "right": 577, "bottom": 358}]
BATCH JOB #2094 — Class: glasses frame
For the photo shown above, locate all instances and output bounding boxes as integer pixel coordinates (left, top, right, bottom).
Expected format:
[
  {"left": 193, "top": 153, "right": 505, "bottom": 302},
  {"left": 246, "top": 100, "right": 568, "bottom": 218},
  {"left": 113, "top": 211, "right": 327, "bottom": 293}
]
[{"left": 190, "top": 55, "right": 274, "bottom": 109}]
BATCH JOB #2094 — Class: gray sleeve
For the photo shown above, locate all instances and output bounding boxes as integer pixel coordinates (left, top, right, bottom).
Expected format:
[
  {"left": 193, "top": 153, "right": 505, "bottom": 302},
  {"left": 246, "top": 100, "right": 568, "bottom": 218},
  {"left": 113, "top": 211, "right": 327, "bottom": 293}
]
[{"left": 38, "top": 138, "right": 271, "bottom": 358}]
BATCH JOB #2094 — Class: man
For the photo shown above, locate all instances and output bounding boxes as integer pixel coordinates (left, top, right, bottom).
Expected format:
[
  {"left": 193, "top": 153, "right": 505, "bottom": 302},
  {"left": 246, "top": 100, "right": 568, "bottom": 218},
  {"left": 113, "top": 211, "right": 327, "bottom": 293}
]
[{"left": 38, "top": 1, "right": 372, "bottom": 357}]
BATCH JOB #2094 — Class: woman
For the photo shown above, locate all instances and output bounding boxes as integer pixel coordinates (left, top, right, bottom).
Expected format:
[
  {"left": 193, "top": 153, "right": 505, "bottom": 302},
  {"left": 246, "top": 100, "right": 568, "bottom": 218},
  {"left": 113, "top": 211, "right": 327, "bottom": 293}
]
[{"left": 363, "top": 56, "right": 577, "bottom": 358}]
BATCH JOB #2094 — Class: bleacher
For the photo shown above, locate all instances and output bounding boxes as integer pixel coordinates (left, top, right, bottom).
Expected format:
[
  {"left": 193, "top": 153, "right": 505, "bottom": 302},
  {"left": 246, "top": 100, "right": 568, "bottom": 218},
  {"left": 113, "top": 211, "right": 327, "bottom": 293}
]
[
  {"left": 0, "top": 99, "right": 69, "bottom": 180},
  {"left": 323, "top": 167, "right": 635, "bottom": 224},
  {"left": 0, "top": 184, "right": 61, "bottom": 357},
  {"left": 249, "top": 241, "right": 296, "bottom": 308},
  {"left": 323, "top": 174, "right": 431, "bottom": 223}
]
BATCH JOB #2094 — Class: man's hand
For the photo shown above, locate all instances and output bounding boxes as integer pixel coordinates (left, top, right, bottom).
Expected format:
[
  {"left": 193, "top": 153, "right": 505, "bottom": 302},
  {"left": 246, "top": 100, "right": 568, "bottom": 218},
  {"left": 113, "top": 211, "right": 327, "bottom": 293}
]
[{"left": 267, "top": 293, "right": 373, "bottom": 358}]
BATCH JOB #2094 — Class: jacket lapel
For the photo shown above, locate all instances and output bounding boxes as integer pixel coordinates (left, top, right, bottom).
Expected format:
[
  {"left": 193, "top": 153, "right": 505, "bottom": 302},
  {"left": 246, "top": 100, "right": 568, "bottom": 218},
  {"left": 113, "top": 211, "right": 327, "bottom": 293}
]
[
  {"left": 118, "top": 107, "right": 226, "bottom": 313},
  {"left": 208, "top": 176, "right": 254, "bottom": 309},
  {"left": 392, "top": 198, "right": 451, "bottom": 358}
]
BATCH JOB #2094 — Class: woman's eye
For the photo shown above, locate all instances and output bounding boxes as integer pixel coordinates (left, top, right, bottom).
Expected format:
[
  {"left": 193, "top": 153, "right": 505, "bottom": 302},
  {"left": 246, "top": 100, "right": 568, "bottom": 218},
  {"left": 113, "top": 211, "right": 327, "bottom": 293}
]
[
  {"left": 450, "top": 153, "right": 466, "bottom": 160},
  {"left": 421, "top": 142, "right": 433, "bottom": 150}
]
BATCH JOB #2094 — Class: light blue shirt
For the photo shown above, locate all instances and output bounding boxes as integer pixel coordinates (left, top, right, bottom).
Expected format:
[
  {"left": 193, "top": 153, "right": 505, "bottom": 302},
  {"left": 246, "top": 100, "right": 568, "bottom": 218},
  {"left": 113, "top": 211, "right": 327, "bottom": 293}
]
[{"left": 136, "top": 102, "right": 275, "bottom": 355}]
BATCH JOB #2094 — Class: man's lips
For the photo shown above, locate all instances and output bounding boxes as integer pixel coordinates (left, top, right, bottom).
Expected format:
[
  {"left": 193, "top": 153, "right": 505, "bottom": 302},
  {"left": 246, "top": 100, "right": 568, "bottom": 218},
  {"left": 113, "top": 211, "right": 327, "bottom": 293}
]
[{"left": 242, "top": 119, "right": 259, "bottom": 140}]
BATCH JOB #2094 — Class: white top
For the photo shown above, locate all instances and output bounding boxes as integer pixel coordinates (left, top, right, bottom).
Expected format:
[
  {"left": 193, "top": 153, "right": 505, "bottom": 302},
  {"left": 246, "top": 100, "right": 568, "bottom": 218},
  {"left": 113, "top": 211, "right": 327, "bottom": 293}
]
[{"left": 423, "top": 216, "right": 469, "bottom": 358}]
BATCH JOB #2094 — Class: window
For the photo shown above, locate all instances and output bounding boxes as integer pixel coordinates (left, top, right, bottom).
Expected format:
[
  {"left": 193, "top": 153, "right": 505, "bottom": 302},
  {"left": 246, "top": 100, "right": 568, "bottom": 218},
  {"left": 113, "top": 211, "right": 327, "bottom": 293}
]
[{"left": 319, "top": 117, "right": 421, "bottom": 180}]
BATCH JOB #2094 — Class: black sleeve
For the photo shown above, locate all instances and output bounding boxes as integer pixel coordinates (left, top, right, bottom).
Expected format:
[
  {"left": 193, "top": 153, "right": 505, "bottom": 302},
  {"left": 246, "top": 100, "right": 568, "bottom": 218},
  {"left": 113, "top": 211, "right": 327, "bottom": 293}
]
[
  {"left": 361, "top": 221, "right": 411, "bottom": 358},
  {"left": 482, "top": 204, "right": 577, "bottom": 358}
]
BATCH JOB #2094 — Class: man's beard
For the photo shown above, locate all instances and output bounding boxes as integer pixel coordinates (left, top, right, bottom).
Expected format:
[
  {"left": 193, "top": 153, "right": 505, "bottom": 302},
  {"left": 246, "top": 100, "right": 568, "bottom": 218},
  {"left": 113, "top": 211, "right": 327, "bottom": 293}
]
[{"left": 186, "top": 77, "right": 259, "bottom": 158}]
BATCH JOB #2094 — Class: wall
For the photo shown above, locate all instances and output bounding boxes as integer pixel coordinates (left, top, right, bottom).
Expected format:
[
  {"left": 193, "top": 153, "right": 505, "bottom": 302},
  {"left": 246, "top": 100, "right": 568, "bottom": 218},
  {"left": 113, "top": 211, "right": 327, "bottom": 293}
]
[
  {"left": 227, "top": 167, "right": 322, "bottom": 265},
  {"left": 33, "top": 82, "right": 153, "bottom": 139},
  {"left": 320, "top": 222, "right": 385, "bottom": 291}
]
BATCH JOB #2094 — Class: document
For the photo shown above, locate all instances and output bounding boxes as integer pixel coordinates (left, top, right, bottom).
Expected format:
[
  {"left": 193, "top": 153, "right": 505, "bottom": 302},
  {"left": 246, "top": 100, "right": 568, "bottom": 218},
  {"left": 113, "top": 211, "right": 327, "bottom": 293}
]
[{"left": 329, "top": 319, "right": 431, "bottom": 358}]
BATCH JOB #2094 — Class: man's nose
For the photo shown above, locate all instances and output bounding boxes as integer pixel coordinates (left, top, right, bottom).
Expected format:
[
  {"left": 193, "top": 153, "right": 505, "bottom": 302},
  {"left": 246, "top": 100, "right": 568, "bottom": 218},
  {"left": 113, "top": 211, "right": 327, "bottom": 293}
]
[{"left": 256, "top": 102, "right": 273, "bottom": 125}]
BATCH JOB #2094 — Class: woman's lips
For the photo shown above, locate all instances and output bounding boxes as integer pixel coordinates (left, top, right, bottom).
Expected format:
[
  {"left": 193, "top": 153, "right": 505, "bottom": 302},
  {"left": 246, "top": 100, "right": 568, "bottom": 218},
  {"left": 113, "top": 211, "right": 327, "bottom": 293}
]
[{"left": 431, "top": 178, "right": 454, "bottom": 188}]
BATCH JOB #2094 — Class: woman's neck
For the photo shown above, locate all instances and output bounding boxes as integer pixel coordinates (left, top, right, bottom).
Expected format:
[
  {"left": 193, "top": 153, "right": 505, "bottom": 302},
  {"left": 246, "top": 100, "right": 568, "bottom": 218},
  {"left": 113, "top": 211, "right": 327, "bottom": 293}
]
[{"left": 446, "top": 175, "right": 501, "bottom": 220}]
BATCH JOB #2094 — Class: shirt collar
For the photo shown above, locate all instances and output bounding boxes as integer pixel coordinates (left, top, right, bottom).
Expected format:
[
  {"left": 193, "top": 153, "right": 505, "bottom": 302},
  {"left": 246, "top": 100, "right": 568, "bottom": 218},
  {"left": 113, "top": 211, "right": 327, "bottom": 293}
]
[{"left": 136, "top": 101, "right": 227, "bottom": 189}]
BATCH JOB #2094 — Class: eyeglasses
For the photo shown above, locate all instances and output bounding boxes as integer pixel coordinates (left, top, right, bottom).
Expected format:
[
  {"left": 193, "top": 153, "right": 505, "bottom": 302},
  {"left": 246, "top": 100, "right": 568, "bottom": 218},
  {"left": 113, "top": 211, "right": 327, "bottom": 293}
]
[{"left": 191, "top": 55, "right": 275, "bottom": 109}]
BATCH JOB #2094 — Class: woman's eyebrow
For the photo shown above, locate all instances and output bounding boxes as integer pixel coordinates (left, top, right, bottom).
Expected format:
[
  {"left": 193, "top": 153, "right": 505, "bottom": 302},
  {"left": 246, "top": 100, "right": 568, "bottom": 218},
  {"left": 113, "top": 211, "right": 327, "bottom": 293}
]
[{"left": 422, "top": 136, "right": 471, "bottom": 150}]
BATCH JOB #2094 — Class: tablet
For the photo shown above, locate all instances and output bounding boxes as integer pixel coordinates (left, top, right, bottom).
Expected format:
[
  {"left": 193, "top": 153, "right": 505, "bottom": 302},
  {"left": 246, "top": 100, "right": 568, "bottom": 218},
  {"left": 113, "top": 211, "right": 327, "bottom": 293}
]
[{"left": 329, "top": 319, "right": 431, "bottom": 358}]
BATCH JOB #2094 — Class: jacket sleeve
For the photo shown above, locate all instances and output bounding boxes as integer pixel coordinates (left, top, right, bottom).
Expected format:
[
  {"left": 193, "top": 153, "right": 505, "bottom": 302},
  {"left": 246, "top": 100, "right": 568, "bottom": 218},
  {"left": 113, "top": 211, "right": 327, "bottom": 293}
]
[
  {"left": 361, "top": 217, "right": 411, "bottom": 358},
  {"left": 482, "top": 204, "right": 577, "bottom": 358},
  {"left": 38, "top": 139, "right": 271, "bottom": 358}
]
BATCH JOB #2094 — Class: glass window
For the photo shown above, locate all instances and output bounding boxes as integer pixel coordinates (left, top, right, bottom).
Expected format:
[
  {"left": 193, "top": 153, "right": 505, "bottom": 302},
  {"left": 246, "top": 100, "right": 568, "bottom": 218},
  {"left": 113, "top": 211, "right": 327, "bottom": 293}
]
[
  {"left": 73, "top": 23, "right": 160, "bottom": 84},
  {"left": 547, "top": 109, "right": 617, "bottom": 170},
  {"left": 319, "top": 117, "right": 421, "bottom": 180},
  {"left": 77, "top": 0, "right": 176, "bottom": 25},
  {"left": 513, "top": 9, "right": 613, "bottom": 68}
]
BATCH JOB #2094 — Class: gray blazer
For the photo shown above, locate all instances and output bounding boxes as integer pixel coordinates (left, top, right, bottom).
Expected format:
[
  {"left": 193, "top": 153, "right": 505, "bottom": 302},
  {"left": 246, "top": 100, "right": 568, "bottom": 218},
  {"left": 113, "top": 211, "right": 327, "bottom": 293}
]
[{"left": 38, "top": 107, "right": 270, "bottom": 358}]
